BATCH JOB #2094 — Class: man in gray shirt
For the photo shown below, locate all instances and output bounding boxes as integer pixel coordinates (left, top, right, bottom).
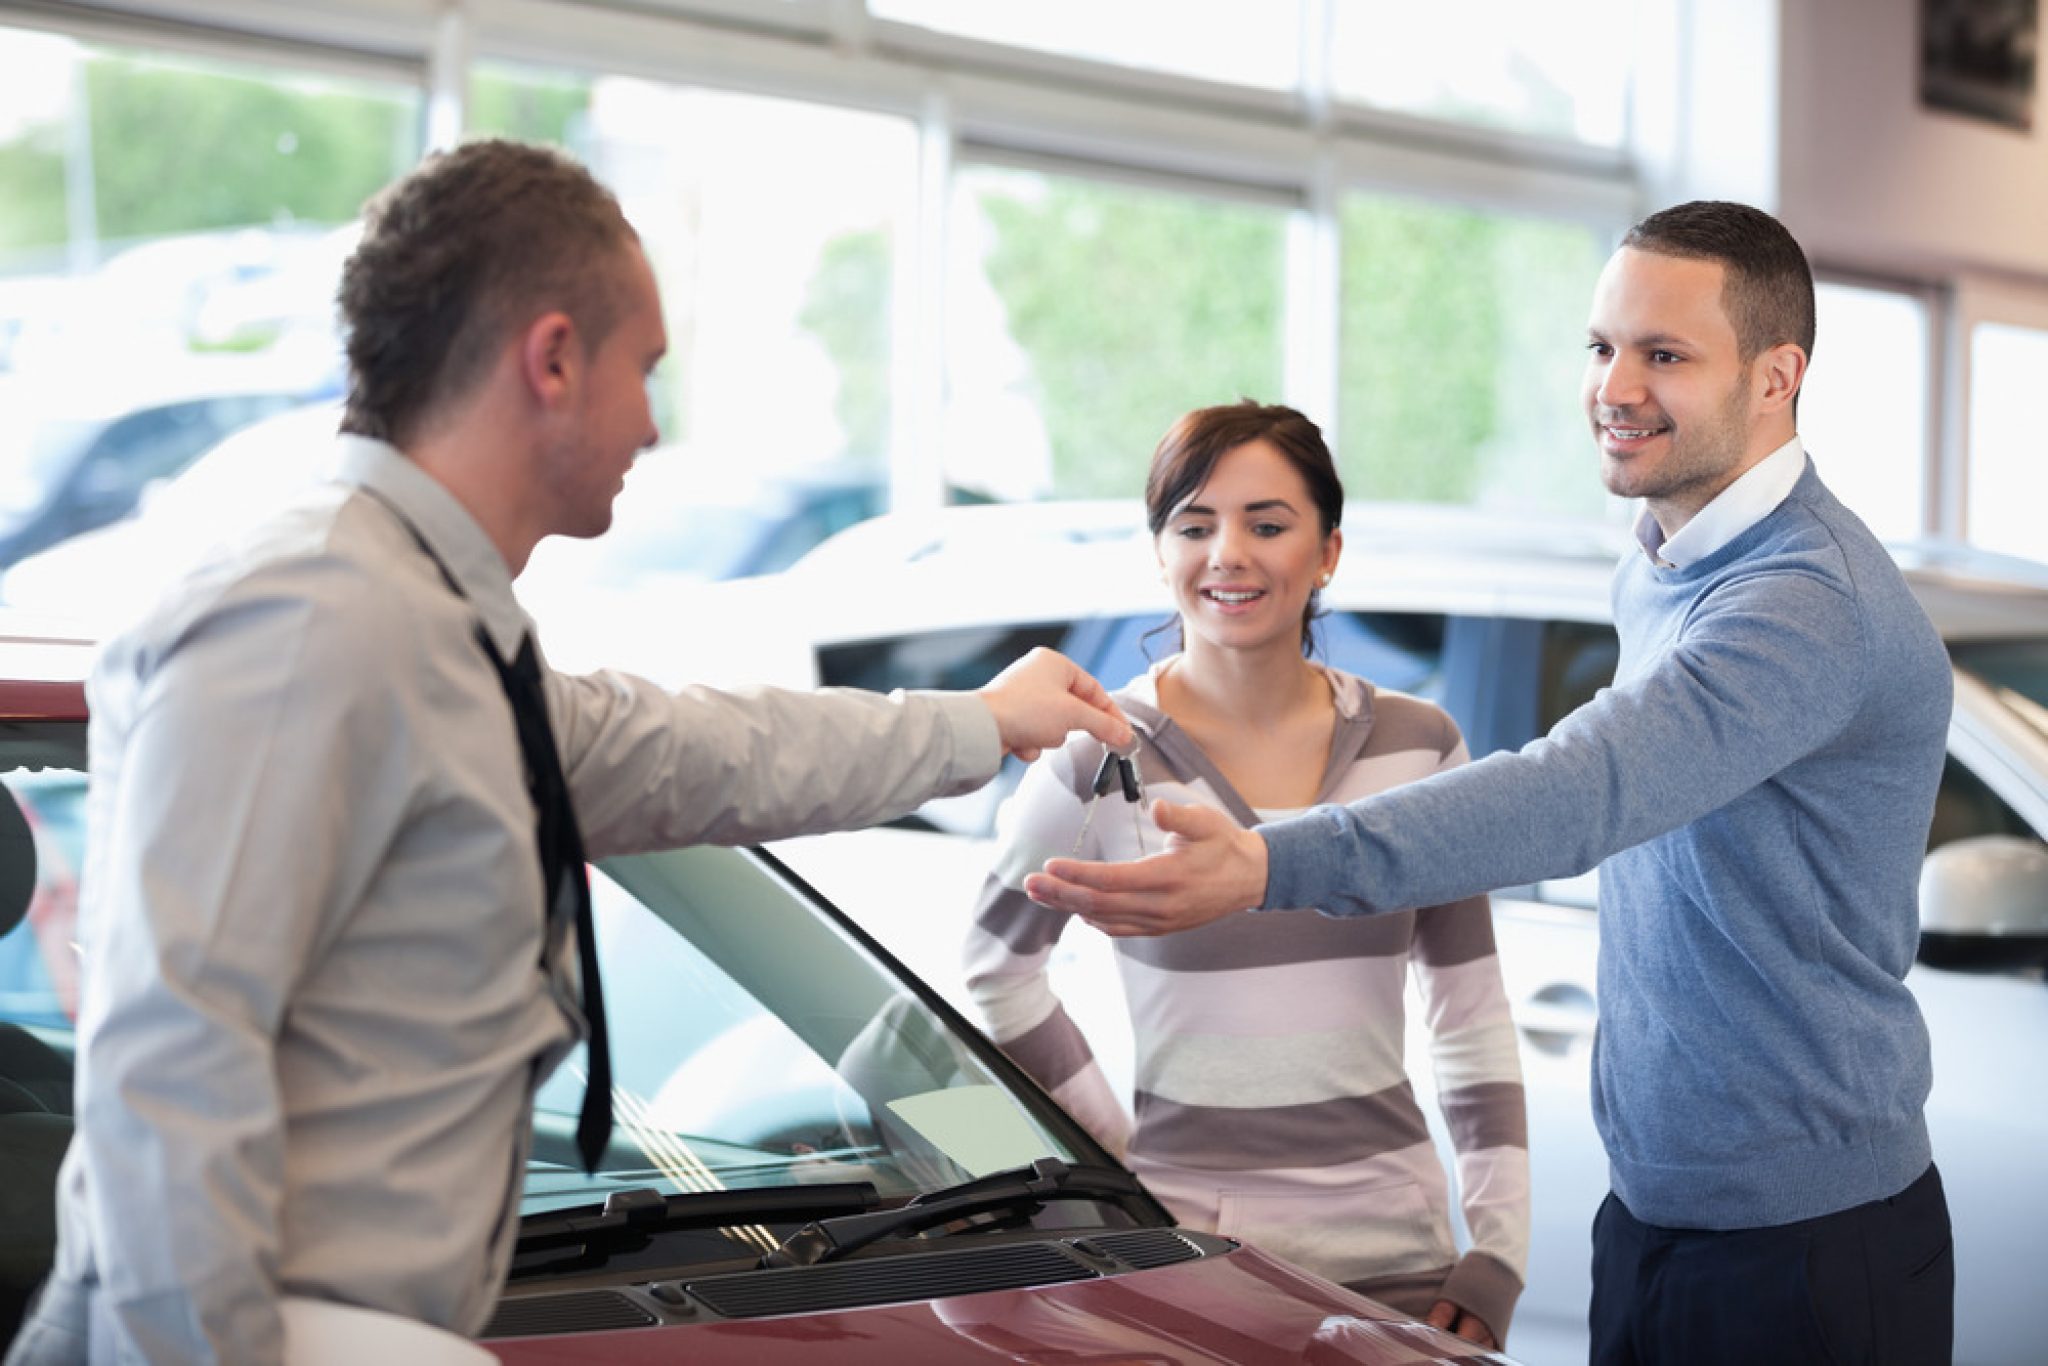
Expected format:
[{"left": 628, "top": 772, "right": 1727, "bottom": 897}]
[{"left": 9, "top": 139, "right": 1130, "bottom": 1365}]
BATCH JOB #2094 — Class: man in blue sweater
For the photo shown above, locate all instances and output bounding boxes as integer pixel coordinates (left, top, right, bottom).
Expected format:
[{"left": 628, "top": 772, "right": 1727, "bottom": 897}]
[{"left": 1024, "top": 201, "right": 1955, "bottom": 1365}]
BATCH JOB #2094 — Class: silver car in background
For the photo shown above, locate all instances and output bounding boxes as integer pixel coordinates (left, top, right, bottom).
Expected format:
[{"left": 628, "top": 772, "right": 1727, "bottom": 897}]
[{"left": 759, "top": 502, "right": 2048, "bottom": 1366}]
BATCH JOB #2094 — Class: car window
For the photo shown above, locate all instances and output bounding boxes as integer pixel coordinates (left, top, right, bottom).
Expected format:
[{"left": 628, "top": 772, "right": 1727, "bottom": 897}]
[
  {"left": 818, "top": 622, "right": 1071, "bottom": 695},
  {"left": 822, "top": 612, "right": 1454, "bottom": 839},
  {"left": 1950, "top": 638, "right": 2048, "bottom": 744},
  {"left": 525, "top": 845, "right": 1089, "bottom": 1218},
  {"left": 1538, "top": 619, "right": 1620, "bottom": 731},
  {"left": 1928, "top": 755, "right": 2034, "bottom": 851},
  {"left": 0, "top": 770, "right": 87, "bottom": 1033},
  {"left": 0, "top": 762, "right": 87, "bottom": 1338}
]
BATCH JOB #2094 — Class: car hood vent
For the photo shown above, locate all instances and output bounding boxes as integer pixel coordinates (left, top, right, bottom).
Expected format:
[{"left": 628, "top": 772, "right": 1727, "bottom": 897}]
[
  {"left": 483, "top": 1288, "right": 656, "bottom": 1339},
  {"left": 1080, "top": 1228, "right": 1204, "bottom": 1271},
  {"left": 688, "top": 1241, "right": 1095, "bottom": 1319}
]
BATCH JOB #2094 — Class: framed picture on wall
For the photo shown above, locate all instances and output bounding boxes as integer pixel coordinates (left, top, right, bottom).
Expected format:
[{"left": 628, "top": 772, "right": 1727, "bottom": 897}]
[{"left": 1921, "top": 0, "right": 2040, "bottom": 131}]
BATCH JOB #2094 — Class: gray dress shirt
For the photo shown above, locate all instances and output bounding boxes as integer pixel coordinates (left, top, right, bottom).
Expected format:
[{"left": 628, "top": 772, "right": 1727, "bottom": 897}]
[{"left": 21, "top": 437, "right": 999, "bottom": 1365}]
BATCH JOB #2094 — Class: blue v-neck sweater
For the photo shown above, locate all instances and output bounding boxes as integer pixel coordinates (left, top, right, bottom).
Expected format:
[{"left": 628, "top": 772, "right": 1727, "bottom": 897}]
[{"left": 1262, "top": 462, "right": 1950, "bottom": 1229}]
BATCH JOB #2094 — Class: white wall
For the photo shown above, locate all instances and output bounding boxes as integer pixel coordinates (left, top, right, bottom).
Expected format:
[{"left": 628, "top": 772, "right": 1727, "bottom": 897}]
[{"left": 1780, "top": 0, "right": 2048, "bottom": 280}]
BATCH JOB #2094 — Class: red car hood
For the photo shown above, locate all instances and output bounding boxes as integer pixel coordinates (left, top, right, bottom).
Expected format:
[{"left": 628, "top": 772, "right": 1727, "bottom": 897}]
[{"left": 485, "top": 1242, "right": 1502, "bottom": 1364}]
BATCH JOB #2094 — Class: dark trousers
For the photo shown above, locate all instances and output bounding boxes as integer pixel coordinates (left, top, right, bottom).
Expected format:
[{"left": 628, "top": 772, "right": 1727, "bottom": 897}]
[{"left": 1589, "top": 1165, "right": 1953, "bottom": 1366}]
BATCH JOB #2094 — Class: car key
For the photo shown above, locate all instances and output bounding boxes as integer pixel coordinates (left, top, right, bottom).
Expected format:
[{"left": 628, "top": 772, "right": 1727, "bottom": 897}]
[{"left": 1071, "top": 748, "right": 1146, "bottom": 857}]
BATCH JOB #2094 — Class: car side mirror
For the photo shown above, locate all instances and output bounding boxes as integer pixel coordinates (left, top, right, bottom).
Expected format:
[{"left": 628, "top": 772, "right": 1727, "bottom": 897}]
[{"left": 1917, "top": 835, "right": 2048, "bottom": 972}]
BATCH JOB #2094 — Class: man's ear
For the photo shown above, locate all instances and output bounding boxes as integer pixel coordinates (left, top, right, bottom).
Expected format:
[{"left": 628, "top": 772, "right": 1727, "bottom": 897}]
[
  {"left": 519, "top": 311, "right": 581, "bottom": 409},
  {"left": 1755, "top": 342, "right": 1807, "bottom": 416}
]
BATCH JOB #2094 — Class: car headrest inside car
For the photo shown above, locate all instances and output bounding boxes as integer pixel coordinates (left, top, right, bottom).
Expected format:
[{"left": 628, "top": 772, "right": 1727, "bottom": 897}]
[{"left": 0, "top": 784, "right": 37, "bottom": 943}]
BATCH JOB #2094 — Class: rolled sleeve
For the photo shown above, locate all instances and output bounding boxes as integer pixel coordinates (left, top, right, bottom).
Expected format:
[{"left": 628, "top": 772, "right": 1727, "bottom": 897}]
[{"left": 557, "top": 671, "right": 1003, "bottom": 856}]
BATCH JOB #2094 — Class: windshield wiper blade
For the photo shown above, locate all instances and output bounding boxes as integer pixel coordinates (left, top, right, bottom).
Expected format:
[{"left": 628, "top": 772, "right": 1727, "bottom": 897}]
[
  {"left": 759, "top": 1158, "right": 1147, "bottom": 1269},
  {"left": 517, "top": 1181, "right": 880, "bottom": 1254}
]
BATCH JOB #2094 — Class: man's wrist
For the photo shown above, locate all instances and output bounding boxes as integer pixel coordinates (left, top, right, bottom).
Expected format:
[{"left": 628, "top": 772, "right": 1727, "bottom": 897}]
[{"left": 1244, "top": 828, "right": 1274, "bottom": 912}]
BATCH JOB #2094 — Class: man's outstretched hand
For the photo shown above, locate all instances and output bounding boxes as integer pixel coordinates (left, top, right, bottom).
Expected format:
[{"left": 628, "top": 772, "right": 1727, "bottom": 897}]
[
  {"left": 976, "top": 647, "right": 1132, "bottom": 762},
  {"left": 1023, "top": 799, "right": 1268, "bottom": 936}
]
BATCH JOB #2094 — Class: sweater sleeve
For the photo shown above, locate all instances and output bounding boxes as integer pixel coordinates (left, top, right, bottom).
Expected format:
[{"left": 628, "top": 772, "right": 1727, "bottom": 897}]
[
  {"left": 962, "top": 740, "right": 1133, "bottom": 1156},
  {"left": 1263, "top": 566, "right": 1865, "bottom": 918}
]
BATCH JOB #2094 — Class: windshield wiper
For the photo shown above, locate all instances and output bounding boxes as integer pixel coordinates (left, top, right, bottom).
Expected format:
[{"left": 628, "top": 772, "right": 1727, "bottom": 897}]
[
  {"left": 758, "top": 1157, "right": 1147, "bottom": 1268},
  {"left": 516, "top": 1181, "right": 880, "bottom": 1255}
]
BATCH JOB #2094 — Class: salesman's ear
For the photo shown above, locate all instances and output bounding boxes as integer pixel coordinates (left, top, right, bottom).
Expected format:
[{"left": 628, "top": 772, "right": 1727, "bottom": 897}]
[{"left": 519, "top": 312, "right": 581, "bottom": 410}]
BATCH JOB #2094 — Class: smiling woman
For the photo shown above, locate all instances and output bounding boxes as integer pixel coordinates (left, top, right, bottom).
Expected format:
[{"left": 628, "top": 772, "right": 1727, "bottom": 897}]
[{"left": 963, "top": 400, "right": 1531, "bottom": 1350}]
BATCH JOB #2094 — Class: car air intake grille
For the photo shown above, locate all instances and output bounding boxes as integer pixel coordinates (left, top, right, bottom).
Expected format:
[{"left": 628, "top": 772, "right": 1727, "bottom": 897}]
[
  {"left": 484, "top": 1289, "right": 656, "bottom": 1339},
  {"left": 1084, "top": 1228, "right": 1204, "bottom": 1271},
  {"left": 687, "top": 1241, "right": 1095, "bottom": 1319}
]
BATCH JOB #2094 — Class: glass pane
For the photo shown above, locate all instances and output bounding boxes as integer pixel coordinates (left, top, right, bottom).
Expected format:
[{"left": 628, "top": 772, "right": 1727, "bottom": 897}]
[
  {"left": 0, "top": 768, "right": 88, "bottom": 1031},
  {"left": 873, "top": 0, "right": 1299, "bottom": 90},
  {"left": 1967, "top": 321, "right": 2048, "bottom": 567},
  {"left": 471, "top": 64, "right": 912, "bottom": 479},
  {"left": 471, "top": 66, "right": 916, "bottom": 674},
  {"left": 1339, "top": 194, "right": 1608, "bottom": 517},
  {"left": 1330, "top": 0, "right": 1632, "bottom": 146},
  {"left": 947, "top": 166, "right": 1287, "bottom": 501},
  {"left": 0, "top": 27, "right": 417, "bottom": 605},
  {"left": 526, "top": 845, "right": 1082, "bottom": 1213},
  {"left": 1801, "top": 283, "right": 1928, "bottom": 543}
]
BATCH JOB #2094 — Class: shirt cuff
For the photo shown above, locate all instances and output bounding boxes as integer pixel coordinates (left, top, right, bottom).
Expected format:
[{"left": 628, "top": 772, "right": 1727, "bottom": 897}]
[
  {"left": 911, "top": 689, "right": 1003, "bottom": 794},
  {"left": 1254, "top": 809, "right": 1339, "bottom": 913}
]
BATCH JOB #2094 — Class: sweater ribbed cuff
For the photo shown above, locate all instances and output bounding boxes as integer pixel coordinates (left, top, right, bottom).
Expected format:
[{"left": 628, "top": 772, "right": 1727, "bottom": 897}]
[{"left": 1438, "top": 1250, "right": 1523, "bottom": 1346}]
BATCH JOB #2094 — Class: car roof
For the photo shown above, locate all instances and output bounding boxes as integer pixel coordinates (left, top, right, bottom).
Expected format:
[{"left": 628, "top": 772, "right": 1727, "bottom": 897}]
[
  {"left": 781, "top": 501, "right": 1634, "bottom": 644},
  {"left": 781, "top": 501, "right": 2048, "bottom": 647}
]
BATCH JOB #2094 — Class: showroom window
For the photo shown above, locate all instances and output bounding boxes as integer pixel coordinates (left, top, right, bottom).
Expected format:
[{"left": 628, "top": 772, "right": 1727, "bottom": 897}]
[
  {"left": 1965, "top": 320, "right": 2048, "bottom": 564},
  {"left": 1801, "top": 280, "right": 1931, "bottom": 544},
  {"left": 1338, "top": 193, "right": 1609, "bottom": 518},
  {"left": 1328, "top": 0, "right": 1633, "bottom": 147},
  {"left": 0, "top": 0, "right": 1665, "bottom": 630},
  {"left": 0, "top": 23, "right": 420, "bottom": 611},
  {"left": 870, "top": 0, "right": 1300, "bottom": 91},
  {"left": 944, "top": 162, "right": 1290, "bottom": 502},
  {"left": 470, "top": 61, "right": 916, "bottom": 481}
]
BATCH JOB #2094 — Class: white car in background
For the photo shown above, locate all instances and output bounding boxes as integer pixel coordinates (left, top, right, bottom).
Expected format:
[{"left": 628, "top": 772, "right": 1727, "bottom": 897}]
[
  {"left": 761, "top": 500, "right": 2048, "bottom": 1366},
  {"left": 0, "top": 405, "right": 827, "bottom": 690}
]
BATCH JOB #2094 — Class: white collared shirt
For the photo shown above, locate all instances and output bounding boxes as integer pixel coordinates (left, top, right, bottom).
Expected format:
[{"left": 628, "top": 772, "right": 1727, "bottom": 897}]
[
  {"left": 49, "top": 434, "right": 1000, "bottom": 1364},
  {"left": 1635, "top": 436, "right": 1807, "bottom": 568}
]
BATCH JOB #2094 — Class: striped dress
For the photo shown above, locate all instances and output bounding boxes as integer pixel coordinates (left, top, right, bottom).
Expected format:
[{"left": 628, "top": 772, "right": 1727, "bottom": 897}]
[{"left": 963, "top": 661, "right": 1530, "bottom": 1336}]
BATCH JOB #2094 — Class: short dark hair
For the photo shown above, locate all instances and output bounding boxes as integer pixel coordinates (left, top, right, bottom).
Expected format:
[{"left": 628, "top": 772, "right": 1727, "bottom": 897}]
[
  {"left": 1622, "top": 200, "right": 1816, "bottom": 365},
  {"left": 1144, "top": 400, "right": 1343, "bottom": 655},
  {"left": 338, "top": 139, "right": 637, "bottom": 445}
]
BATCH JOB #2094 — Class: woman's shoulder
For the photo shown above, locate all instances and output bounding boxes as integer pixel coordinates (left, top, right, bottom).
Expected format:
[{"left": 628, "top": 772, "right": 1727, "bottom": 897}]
[{"left": 1315, "top": 663, "right": 1465, "bottom": 754}]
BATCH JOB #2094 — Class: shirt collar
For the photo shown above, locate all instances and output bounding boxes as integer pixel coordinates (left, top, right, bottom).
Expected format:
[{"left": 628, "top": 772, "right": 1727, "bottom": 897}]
[
  {"left": 1634, "top": 435, "right": 1806, "bottom": 569},
  {"left": 334, "top": 435, "right": 531, "bottom": 659}
]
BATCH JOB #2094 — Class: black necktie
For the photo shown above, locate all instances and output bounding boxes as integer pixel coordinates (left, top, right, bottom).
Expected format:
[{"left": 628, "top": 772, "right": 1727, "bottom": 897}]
[{"left": 479, "top": 628, "right": 612, "bottom": 1174}]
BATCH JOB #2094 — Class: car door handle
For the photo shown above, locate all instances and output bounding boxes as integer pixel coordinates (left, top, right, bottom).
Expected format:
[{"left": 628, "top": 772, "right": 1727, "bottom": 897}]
[{"left": 1516, "top": 983, "right": 1597, "bottom": 1057}]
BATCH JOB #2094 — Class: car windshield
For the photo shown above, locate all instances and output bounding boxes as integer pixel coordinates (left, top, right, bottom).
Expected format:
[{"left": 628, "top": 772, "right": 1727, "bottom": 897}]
[
  {"left": 1951, "top": 637, "right": 2048, "bottom": 744},
  {"left": 521, "top": 844, "right": 1087, "bottom": 1217}
]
